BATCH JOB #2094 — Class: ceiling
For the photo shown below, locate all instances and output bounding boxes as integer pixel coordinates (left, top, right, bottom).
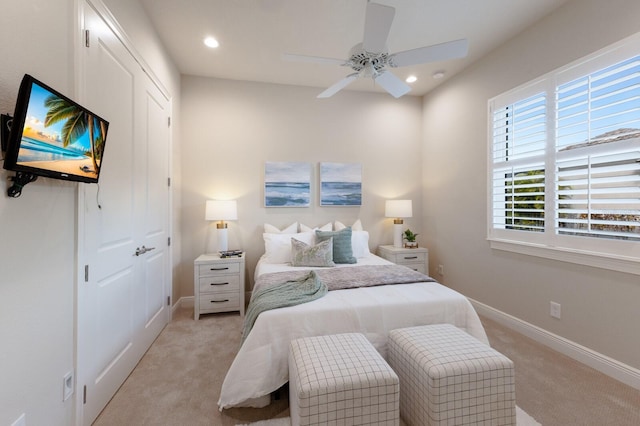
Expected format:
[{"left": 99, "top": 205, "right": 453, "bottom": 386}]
[{"left": 140, "top": 0, "right": 569, "bottom": 97}]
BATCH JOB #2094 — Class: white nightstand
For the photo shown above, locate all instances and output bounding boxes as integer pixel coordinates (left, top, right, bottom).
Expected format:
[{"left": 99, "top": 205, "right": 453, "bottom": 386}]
[
  {"left": 194, "top": 253, "right": 245, "bottom": 320},
  {"left": 377, "top": 245, "right": 429, "bottom": 274}
]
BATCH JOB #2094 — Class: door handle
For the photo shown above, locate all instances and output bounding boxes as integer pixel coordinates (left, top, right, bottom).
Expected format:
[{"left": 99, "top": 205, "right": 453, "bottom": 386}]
[{"left": 134, "top": 246, "right": 156, "bottom": 256}]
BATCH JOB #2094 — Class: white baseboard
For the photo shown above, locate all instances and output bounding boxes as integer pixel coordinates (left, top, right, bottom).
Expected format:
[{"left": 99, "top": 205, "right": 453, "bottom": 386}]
[
  {"left": 173, "top": 296, "right": 194, "bottom": 314},
  {"left": 469, "top": 298, "right": 640, "bottom": 391}
]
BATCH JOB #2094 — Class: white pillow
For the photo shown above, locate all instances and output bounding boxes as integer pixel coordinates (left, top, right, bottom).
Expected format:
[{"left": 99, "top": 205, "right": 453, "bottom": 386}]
[
  {"left": 351, "top": 230, "right": 370, "bottom": 258},
  {"left": 300, "top": 222, "right": 332, "bottom": 232},
  {"left": 263, "top": 232, "right": 314, "bottom": 263},
  {"left": 334, "top": 219, "right": 364, "bottom": 231},
  {"left": 264, "top": 222, "right": 298, "bottom": 234}
]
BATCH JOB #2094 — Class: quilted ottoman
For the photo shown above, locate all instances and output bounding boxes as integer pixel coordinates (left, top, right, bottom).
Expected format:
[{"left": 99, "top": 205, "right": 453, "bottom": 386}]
[
  {"left": 388, "top": 324, "right": 516, "bottom": 426},
  {"left": 289, "top": 333, "right": 400, "bottom": 426}
]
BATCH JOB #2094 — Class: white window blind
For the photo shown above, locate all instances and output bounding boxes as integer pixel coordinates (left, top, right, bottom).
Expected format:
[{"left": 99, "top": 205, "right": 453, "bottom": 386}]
[
  {"left": 557, "top": 56, "right": 640, "bottom": 150},
  {"left": 492, "top": 93, "right": 547, "bottom": 162},
  {"left": 555, "top": 55, "right": 640, "bottom": 241},
  {"left": 491, "top": 92, "right": 547, "bottom": 233},
  {"left": 489, "top": 35, "right": 640, "bottom": 264},
  {"left": 556, "top": 147, "right": 640, "bottom": 240},
  {"left": 492, "top": 164, "right": 545, "bottom": 232}
]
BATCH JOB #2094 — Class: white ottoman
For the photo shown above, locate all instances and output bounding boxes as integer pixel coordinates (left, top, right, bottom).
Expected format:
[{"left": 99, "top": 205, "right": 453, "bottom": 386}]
[
  {"left": 289, "top": 333, "right": 400, "bottom": 426},
  {"left": 388, "top": 324, "right": 516, "bottom": 426}
]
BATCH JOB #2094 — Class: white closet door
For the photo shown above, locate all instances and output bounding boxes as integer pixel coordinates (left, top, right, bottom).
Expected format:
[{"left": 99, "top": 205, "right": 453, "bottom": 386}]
[{"left": 77, "top": 2, "right": 171, "bottom": 424}]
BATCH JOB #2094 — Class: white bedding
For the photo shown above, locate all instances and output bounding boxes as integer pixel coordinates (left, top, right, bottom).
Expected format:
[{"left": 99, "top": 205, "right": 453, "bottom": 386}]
[{"left": 218, "top": 253, "right": 488, "bottom": 410}]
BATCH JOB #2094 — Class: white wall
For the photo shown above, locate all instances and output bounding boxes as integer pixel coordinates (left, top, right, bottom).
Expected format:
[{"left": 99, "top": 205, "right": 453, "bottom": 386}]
[
  {"left": 180, "top": 76, "right": 423, "bottom": 296},
  {"left": 0, "top": 1, "right": 179, "bottom": 425},
  {"left": 0, "top": 2, "right": 76, "bottom": 425},
  {"left": 422, "top": 0, "right": 640, "bottom": 370}
]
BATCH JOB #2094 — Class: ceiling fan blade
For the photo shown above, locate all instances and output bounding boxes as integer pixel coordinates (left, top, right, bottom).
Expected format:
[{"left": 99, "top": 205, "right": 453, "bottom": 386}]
[
  {"left": 282, "top": 53, "right": 346, "bottom": 66},
  {"left": 317, "top": 74, "right": 359, "bottom": 98},
  {"left": 362, "top": 2, "right": 395, "bottom": 53},
  {"left": 374, "top": 71, "right": 411, "bottom": 98},
  {"left": 391, "top": 39, "right": 469, "bottom": 67}
]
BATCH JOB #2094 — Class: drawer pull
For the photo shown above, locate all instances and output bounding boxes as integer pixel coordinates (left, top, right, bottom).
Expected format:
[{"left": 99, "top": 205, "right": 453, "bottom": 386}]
[
  {"left": 210, "top": 282, "right": 229, "bottom": 286},
  {"left": 211, "top": 299, "right": 229, "bottom": 303},
  {"left": 403, "top": 256, "right": 418, "bottom": 260},
  {"left": 210, "top": 267, "right": 229, "bottom": 271}
]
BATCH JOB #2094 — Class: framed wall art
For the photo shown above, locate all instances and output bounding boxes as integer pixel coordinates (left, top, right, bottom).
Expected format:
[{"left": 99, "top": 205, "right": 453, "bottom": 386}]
[
  {"left": 320, "top": 162, "right": 362, "bottom": 206},
  {"left": 264, "top": 161, "right": 311, "bottom": 207}
]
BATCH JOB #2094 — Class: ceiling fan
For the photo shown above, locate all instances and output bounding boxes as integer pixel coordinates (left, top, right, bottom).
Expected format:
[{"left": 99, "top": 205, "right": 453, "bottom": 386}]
[{"left": 283, "top": 2, "right": 468, "bottom": 98}]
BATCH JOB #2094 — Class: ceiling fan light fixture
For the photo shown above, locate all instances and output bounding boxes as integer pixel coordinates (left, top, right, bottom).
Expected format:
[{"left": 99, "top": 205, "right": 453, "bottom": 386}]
[
  {"left": 284, "top": 2, "right": 468, "bottom": 98},
  {"left": 405, "top": 75, "right": 417, "bottom": 83},
  {"left": 204, "top": 36, "right": 219, "bottom": 49}
]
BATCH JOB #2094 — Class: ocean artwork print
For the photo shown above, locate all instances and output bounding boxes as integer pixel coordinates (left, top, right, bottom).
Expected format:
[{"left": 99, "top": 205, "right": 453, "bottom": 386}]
[
  {"left": 264, "top": 162, "right": 311, "bottom": 207},
  {"left": 320, "top": 162, "right": 362, "bottom": 206}
]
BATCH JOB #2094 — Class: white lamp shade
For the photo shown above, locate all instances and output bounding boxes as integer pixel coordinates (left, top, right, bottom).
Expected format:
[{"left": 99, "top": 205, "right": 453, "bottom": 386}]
[
  {"left": 385, "top": 200, "right": 412, "bottom": 218},
  {"left": 386, "top": 199, "right": 412, "bottom": 248},
  {"left": 205, "top": 200, "right": 238, "bottom": 221}
]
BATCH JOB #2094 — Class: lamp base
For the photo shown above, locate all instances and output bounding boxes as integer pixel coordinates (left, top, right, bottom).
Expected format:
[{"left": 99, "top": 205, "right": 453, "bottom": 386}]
[
  {"left": 393, "top": 222, "right": 403, "bottom": 248},
  {"left": 217, "top": 227, "right": 228, "bottom": 252}
]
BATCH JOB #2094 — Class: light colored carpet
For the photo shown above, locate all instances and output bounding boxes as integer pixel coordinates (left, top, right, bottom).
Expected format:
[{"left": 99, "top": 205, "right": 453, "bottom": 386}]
[
  {"left": 238, "top": 420, "right": 291, "bottom": 426},
  {"left": 238, "top": 406, "right": 540, "bottom": 425},
  {"left": 93, "top": 306, "right": 640, "bottom": 426}
]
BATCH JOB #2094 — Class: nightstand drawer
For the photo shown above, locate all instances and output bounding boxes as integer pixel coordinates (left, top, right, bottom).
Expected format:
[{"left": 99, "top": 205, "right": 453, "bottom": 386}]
[
  {"left": 199, "top": 293, "right": 240, "bottom": 313},
  {"left": 401, "top": 263, "right": 426, "bottom": 274},
  {"left": 395, "top": 252, "right": 426, "bottom": 264},
  {"left": 199, "top": 275, "right": 240, "bottom": 293},
  {"left": 198, "top": 262, "right": 240, "bottom": 276}
]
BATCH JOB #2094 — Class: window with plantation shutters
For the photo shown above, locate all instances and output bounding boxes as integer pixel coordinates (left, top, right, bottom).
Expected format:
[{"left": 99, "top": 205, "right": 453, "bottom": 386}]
[
  {"left": 488, "top": 34, "right": 640, "bottom": 272},
  {"left": 491, "top": 92, "right": 547, "bottom": 233},
  {"left": 555, "top": 56, "right": 640, "bottom": 241}
]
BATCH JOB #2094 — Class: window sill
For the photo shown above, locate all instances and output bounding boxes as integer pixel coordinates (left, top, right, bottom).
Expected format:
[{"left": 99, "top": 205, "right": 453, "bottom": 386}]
[{"left": 488, "top": 238, "right": 640, "bottom": 276}]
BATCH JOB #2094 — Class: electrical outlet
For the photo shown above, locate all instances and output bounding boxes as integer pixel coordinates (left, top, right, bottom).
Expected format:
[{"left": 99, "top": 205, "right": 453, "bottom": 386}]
[
  {"left": 63, "top": 370, "right": 74, "bottom": 401},
  {"left": 550, "top": 301, "right": 561, "bottom": 319},
  {"left": 437, "top": 264, "right": 444, "bottom": 276}
]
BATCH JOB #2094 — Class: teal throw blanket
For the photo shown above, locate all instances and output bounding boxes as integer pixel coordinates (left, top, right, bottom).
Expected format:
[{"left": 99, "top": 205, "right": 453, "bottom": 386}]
[{"left": 242, "top": 270, "right": 327, "bottom": 343}]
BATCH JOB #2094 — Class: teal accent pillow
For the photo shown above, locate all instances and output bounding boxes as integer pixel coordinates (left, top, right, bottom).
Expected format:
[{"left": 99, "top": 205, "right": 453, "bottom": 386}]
[
  {"left": 315, "top": 227, "right": 357, "bottom": 264},
  {"left": 291, "top": 237, "right": 335, "bottom": 267}
]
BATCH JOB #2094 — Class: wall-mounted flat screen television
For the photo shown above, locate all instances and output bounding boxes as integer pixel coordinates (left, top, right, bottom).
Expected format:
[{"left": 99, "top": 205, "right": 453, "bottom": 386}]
[{"left": 2, "top": 74, "right": 109, "bottom": 184}]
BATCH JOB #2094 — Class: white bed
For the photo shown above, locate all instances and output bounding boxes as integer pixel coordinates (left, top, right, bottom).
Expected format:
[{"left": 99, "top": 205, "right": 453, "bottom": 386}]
[{"left": 217, "top": 252, "right": 488, "bottom": 410}]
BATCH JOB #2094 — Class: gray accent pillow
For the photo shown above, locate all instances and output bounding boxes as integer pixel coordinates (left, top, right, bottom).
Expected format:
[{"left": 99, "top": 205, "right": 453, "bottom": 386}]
[
  {"left": 315, "top": 227, "right": 357, "bottom": 264},
  {"left": 291, "top": 237, "right": 335, "bottom": 267}
]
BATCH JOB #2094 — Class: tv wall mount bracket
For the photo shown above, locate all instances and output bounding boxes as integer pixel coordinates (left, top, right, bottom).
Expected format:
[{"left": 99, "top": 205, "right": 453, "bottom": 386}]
[
  {"left": 7, "top": 171, "right": 37, "bottom": 198},
  {"left": 1, "top": 113, "right": 37, "bottom": 197}
]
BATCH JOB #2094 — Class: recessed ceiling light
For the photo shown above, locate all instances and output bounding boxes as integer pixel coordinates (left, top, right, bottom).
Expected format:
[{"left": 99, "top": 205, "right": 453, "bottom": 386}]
[
  {"left": 432, "top": 71, "right": 445, "bottom": 79},
  {"left": 204, "top": 37, "right": 219, "bottom": 48},
  {"left": 405, "top": 75, "right": 417, "bottom": 83}
]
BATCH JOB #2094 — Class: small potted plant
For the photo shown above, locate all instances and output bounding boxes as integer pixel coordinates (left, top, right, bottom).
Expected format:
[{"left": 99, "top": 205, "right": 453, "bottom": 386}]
[{"left": 403, "top": 229, "right": 419, "bottom": 248}]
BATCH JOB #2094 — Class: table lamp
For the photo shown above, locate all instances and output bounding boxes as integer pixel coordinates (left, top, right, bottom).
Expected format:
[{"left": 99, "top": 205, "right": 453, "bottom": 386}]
[
  {"left": 385, "top": 199, "right": 412, "bottom": 248},
  {"left": 205, "top": 200, "right": 237, "bottom": 252}
]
